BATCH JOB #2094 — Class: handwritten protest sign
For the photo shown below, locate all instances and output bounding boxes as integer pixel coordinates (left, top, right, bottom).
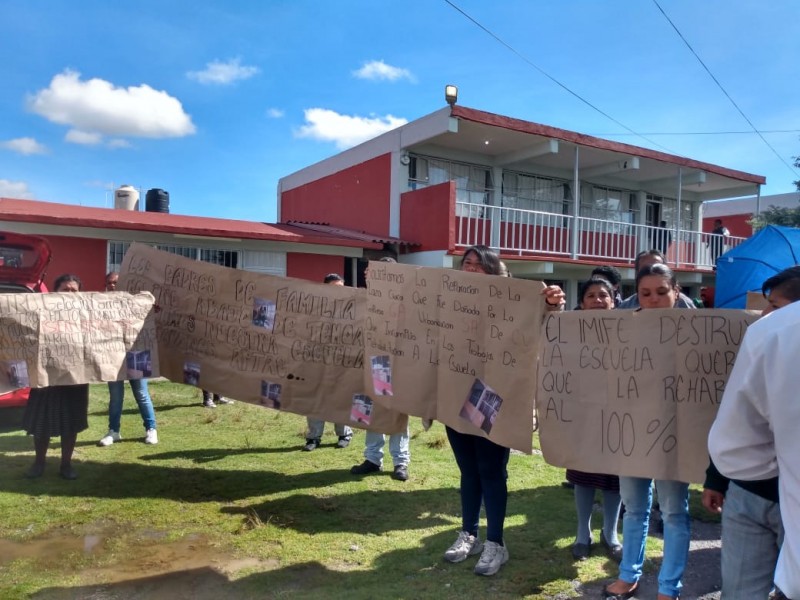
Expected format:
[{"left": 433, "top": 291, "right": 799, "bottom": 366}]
[
  {"left": 119, "top": 243, "right": 407, "bottom": 433},
  {"left": 363, "top": 261, "right": 545, "bottom": 452},
  {"left": 537, "top": 308, "right": 760, "bottom": 483},
  {"left": 0, "top": 291, "right": 157, "bottom": 393}
]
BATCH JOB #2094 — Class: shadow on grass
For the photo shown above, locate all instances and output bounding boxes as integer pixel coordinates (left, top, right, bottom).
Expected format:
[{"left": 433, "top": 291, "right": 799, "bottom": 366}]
[{"left": 28, "top": 488, "right": 607, "bottom": 600}]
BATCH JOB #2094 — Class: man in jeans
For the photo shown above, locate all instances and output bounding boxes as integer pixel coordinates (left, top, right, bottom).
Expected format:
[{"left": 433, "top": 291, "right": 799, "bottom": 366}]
[
  {"left": 351, "top": 427, "right": 410, "bottom": 481},
  {"left": 302, "top": 274, "right": 353, "bottom": 451},
  {"left": 98, "top": 272, "right": 158, "bottom": 446},
  {"left": 349, "top": 257, "right": 410, "bottom": 481}
]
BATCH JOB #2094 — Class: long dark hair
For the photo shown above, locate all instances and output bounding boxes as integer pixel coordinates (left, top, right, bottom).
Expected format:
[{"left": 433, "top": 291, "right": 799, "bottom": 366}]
[{"left": 460, "top": 245, "right": 502, "bottom": 276}]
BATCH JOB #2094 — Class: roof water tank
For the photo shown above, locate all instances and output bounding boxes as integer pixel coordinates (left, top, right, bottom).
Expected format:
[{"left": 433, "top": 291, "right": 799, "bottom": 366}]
[
  {"left": 114, "top": 185, "right": 140, "bottom": 210},
  {"left": 145, "top": 188, "right": 170, "bottom": 213}
]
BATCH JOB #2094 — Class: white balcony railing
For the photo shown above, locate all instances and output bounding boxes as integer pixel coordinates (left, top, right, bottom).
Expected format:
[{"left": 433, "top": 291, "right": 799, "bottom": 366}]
[{"left": 454, "top": 201, "right": 744, "bottom": 269}]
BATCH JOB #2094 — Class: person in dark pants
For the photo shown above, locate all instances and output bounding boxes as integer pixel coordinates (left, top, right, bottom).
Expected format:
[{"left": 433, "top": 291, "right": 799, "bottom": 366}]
[
  {"left": 443, "top": 245, "right": 565, "bottom": 577},
  {"left": 22, "top": 274, "right": 89, "bottom": 480}
]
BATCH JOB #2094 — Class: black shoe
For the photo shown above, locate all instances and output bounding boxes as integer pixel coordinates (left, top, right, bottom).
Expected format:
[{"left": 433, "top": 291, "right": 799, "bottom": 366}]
[
  {"left": 59, "top": 466, "right": 78, "bottom": 480},
  {"left": 571, "top": 542, "right": 590, "bottom": 561},
  {"left": 392, "top": 465, "right": 408, "bottom": 481},
  {"left": 602, "top": 582, "right": 638, "bottom": 599},
  {"left": 25, "top": 463, "right": 45, "bottom": 479},
  {"left": 302, "top": 439, "right": 320, "bottom": 452},
  {"left": 350, "top": 460, "right": 380, "bottom": 475},
  {"left": 600, "top": 530, "right": 623, "bottom": 563},
  {"left": 336, "top": 435, "right": 351, "bottom": 449}
]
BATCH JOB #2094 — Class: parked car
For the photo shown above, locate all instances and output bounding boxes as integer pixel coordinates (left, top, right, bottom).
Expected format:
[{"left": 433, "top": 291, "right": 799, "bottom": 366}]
[{"left": 0, "top": 231, "right": 51, "bottom": 408}]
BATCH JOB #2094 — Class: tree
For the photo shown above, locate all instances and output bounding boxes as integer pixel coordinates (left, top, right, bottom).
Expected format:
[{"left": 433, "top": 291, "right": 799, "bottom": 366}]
[
  {"left": 796, "top": 152, "right": 800, "bottom": 191},
  {"left": 748, "top": 152, "right": 800, "bottom": 231}
]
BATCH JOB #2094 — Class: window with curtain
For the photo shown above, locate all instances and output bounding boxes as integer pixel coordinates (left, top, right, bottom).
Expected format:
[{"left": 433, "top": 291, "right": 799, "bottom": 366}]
[
  {"left": 502, "top": 172, "right": 570, "bottom": 214},
  {"left": 410, "top": 155, "right": 493, "bottom": 217}
]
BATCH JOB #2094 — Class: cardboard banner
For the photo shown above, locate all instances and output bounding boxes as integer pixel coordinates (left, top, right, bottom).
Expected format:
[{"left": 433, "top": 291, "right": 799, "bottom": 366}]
[
  {"left": 0, "top": 291, "right": 158, "bottom": 392},
  {"left": 363, "top": 261, "right": 545, "bottom": 452},
  {"left": 537, "top": 308, "right": 760, "bottom": 483},
  {"left": 119, "top": 243, "right": 407, "bottom": 434}
]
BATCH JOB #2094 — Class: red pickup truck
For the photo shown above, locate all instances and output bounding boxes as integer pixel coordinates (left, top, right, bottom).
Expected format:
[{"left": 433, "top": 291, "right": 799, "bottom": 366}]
[{"left": 0, "top": 231, "right": 51, "bottom": 408}]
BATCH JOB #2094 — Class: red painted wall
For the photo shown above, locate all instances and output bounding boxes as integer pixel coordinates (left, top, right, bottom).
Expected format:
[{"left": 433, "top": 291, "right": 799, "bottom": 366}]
[
  {"left": 702, "top": 214, "right": 752, "bottom": 238},
  {"left": 281, "top": 155, "right": 392, "bottom": 233},
  {"left": 43, "top": 235, "right": 107, "bottom": 291},
  {"left": 400, "top": 182, "right": 455, "bottom": 251},
  {"left": 286, "top": 253, "right": 346, "bottom": 283}
]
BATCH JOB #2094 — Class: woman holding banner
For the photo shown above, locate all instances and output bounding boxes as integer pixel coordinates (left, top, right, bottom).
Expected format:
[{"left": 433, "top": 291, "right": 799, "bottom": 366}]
[
  {"left": 567, "top": 277, "right": 623, "bottom": 562},
  {"left": 22, "top": 274, "right": 90, "bottom": 480},
  {"left": 603, "top": 263, "right": 691, "bottom": 600},
  {"left": 444, "top": 245, "right": 565, "bottom": 576}
]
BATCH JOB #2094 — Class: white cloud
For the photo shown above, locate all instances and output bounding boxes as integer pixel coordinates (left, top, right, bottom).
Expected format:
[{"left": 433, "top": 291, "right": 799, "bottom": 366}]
[
  {"left": 0, "top": 179, "right": 33, "bottom": 199},
  {"left": 296, "top": 108, "right": 408, "bottom": 149},
  {"left": 187, "top": 58, "right": 259, "bottom": 85},
  {"left": 107, "top": 138, "right": 132, "bottom": 149},
  {"left": 266, "top": 108, "right": 285, "bottom": 118},
  {"left": 353, "top": 60, "right": 414, "bottom": 82},
  {"left": 66, "top": 129, "right": 102, "bottom": 145},
  {"left": 27, "top": 70, "right": 196, "bottom": 144},
  {"left": 1, "top": 137, "right": 48, "bottom": 155},
  {"left": 84, "top": 180, "right": 116, "bottom": 190}
]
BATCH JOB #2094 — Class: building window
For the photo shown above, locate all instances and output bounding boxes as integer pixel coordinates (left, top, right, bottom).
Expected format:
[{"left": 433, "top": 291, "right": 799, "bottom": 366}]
[
  {"left": 107, "top": 242, "right": 240, "bottom": 273},
  {"left": 581, "top": 186, "right": 637, "bottom": 223},
  {"left": 647, "top": 194, "right": 695, "bottom": 231},
  {"left": 200, "top": 248, "right": 238, "bottom": 268},
  {"left": 502, "top": 172, "right": 570, "bottom": 214},
  {"left": 409, "top": 155, "right": 493, "bottom": 213}
]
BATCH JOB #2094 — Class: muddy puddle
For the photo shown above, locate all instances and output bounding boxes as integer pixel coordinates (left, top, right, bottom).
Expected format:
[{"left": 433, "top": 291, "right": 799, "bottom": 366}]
[{"left": 3, "top": 526, "right": 279, "bottom": 599}]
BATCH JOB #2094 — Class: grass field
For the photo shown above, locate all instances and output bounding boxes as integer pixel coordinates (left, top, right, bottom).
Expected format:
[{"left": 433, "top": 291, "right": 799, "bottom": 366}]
[{"left": 0, "top": 382, "right": 707, "bottom": 599}]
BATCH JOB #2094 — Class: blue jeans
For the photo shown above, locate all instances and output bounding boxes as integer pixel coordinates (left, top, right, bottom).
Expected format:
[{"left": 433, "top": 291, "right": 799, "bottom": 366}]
[
  {"left": 618, "top": 477, "right": 690, "bottom": 598},
  {"left": 306, "top": 418, "right": 352, "bottom": 440},
  {"left": 446, "top": 426, "right": 510, "bottom": 544},
  {"left": 364, "top": 428, "right": 409, "bottom": 467},
  {"left": 107, "top": 379, "right": 156, "bottom": 432},
  {"left": 721, "top": 482, "right": 783, "bottom": 600}
]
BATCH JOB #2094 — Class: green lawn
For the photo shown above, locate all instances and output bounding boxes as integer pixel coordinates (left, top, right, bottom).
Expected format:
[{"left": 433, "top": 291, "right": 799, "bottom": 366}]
[{"left": 0, "top": 382, "right": 700, "bottom": 599}]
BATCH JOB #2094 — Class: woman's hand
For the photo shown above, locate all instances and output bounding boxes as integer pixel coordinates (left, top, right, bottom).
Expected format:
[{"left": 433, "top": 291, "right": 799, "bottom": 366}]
[{"left": 541, "top": 285, "right": 566, "bottom": 311}]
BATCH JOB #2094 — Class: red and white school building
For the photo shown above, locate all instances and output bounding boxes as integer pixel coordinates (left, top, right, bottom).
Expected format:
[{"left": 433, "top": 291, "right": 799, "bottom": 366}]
[{"left": 1, "top": 99, "right": 774, "bottom": 302}]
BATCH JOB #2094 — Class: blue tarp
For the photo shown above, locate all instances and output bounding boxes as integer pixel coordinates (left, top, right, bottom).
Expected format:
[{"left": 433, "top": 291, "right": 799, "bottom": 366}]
[{"left": 715, "top": 225, "right": 800, "bottom": 308}]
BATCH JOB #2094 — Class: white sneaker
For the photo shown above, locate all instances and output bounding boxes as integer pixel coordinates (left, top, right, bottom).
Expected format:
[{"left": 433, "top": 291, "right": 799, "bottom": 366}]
[
  {"left": 98, "top": 430, "right": 121, "bottom": 447},
  {"left": 216, "top": 396, "right": 234, "bottom": 405},
  {"left": 473, "top": 541, "right": 509, "bottom": 576},
  {"left": 144, "top": 428, "right": 158, "bottom": 445},
  {"left": 444, "top": 531, "right": 483, "bottom": 563}
]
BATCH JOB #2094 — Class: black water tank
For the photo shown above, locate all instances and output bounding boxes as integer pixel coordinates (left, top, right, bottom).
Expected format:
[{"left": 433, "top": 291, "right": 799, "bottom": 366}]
[{"left": 145, "top": 188, "right": 170, "bottom": 213}]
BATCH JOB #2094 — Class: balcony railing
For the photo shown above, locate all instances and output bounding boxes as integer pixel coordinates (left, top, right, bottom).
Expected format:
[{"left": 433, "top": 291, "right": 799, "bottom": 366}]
[{"left": 454, "top": 201, "right": 744, "bottom": 269}]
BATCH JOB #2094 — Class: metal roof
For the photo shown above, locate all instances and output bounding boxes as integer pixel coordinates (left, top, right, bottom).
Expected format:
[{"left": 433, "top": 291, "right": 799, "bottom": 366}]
[
  {"left": 0, "top": 198, "right": 386, "bottom": 250},
  {"left": 283, "top": 221, "right": 419, "bottom": 246}
]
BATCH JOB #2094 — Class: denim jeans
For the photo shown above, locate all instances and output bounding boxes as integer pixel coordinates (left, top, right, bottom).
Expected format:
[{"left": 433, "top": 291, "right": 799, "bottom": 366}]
[
  {"left": 364, "top": 428, "right": 409, "bottom": 467},
  {"left": 721, "top": 482, "right": 783, "bottom": 600},
  {"left": 618, "top": 476, "right": 690, "bottom": 598},
  {"left": 107, "top": 379, "right": 156, "bottom": 432},
  {"left": 306, "top": 418, "right": 352, "bottom": 440},
  {"left": 446, "top": 426, "right": 510, "bottom": 544}
]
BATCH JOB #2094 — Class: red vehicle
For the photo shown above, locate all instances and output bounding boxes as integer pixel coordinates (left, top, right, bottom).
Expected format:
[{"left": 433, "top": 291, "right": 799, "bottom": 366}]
[{"left": 0, "top": 232, "right": 51, "bottom": 408}]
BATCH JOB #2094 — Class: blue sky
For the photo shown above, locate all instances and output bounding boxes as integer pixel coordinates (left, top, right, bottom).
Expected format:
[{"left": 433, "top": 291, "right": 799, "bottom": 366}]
[{"left": 2, "top": 0, "right": 799, "bottom": 223}]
